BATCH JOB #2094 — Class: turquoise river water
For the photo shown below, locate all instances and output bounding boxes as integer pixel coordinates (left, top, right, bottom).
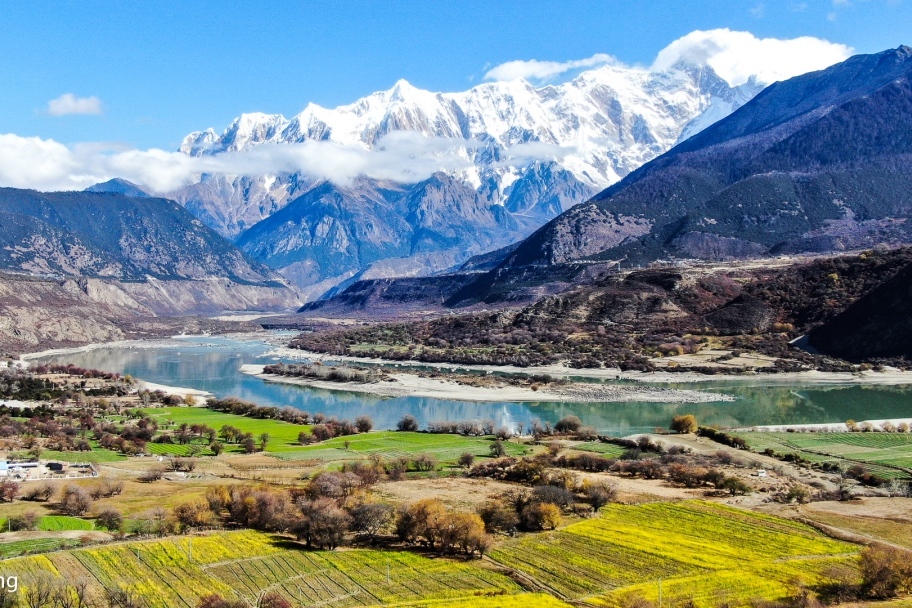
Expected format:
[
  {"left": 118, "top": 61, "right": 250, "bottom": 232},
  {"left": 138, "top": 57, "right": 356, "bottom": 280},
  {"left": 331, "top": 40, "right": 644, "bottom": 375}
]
[{"left": 34, "top": 334, "right": 912, "bottom": 435}]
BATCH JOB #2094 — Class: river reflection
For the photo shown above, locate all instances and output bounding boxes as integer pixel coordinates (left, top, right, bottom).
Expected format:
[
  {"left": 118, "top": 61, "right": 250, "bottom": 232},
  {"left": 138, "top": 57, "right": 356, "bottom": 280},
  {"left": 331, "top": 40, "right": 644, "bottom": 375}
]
[{"left": 34, "top": 335, "right": 912, "bottom": 435}]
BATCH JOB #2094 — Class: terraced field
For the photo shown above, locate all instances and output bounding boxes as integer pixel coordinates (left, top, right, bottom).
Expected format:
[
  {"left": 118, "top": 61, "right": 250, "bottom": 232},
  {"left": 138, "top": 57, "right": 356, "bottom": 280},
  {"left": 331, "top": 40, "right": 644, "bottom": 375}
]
[
  {"left": 3, "top": 530, "right": 522, "bottom": 608},
  {"left": 490, "top": 501, "right": 857, "bottom": 606},
  {"left": 734, "top": 432, "right": 912, "bottom": 478}
]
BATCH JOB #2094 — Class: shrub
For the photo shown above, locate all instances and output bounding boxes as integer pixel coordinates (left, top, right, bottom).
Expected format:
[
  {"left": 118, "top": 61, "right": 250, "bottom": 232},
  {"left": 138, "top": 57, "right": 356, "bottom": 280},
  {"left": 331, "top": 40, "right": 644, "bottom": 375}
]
[
  {"left": 96, "top": 507, "right": 123, "bottom": 531},
  {"left": 531, "top": 485, "right": 574, "bottom": 509},
  {"left": 413, "top": 453, "right": 438, "bottom": 472},
  {"left": 397, "top": 415, "right": 419, "bottom": 432},
  {"left": 7, "top": 510, "right": 38, "bottom": 531},
  {"left": 670, "top": 414, "right": 698, "bottom": 434},
  {"left": 458, "top": 452, "right": 475, "bottom": 468},
  {"left": 59, "top": 485, "right": 92, "bottom": 516},
  {"left": 554, "top": 416, "right": 582, "bottom": 433},
  {"left": 138, "top": 466, "right": 165, "bottom": 482},
  {"left": 860, "top": 545, "right": 912, "bottom": 599},
  {"left": 490, "top": 439, "right": 506, "bottom": 457},
  {"left": 585, "top": 481, "right": 618, "bottom": 510},
  {"left": 520, "top": 502, "right": 561, "bottom": 530},
  {"left": 348, "top": 415, "right": 373, "bottom": 433},
  {"left": 477, "top": 501, "right": 520, "bottom": 534},
  {"left": 349, "top": 501, "right": 394, "bottom": 540}
]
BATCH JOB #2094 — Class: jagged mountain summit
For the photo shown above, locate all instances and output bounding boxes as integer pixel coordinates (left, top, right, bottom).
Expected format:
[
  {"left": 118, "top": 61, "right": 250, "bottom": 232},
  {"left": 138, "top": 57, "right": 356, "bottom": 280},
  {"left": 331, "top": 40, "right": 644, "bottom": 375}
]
[
  {"left": 492, "top": 46, "right": 912, "bottom": 276},
  {"left": 169, "top": 62, "right": 762, "bottom": 297}
]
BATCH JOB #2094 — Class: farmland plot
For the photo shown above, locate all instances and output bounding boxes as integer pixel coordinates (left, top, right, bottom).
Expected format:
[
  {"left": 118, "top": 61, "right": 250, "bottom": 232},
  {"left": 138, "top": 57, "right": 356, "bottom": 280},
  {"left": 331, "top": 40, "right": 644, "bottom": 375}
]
[
  {"left": 3, "top": 531, "right": 520, "bottom": 608},
  {"left": 734, "top": 432, "right": 912, "bottom": 478},
  {"left": 490, "top": 501, "right": 857, "bottom": 607}
]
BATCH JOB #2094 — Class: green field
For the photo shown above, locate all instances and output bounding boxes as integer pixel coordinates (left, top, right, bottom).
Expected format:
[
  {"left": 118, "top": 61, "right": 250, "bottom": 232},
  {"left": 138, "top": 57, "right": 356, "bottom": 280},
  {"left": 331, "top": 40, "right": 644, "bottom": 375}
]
[
  {"left": 0, "top": 516, "right": 93, "bottom": 532},
  {"left": 733, "top": 432, "right": 912, "bottom": 478},
  {"left": 0, "top": 537, "right": 80, "bottom": 558},
  {"left": 489, "top": 500, "right": 857, "bottom": 607},
  {"left": 274, "top": 430, "right": 529, "bottom": 464},
  {"left": 41, "top": 446, "right": 127, "bottom": 463},
  {"left": 140, "top": 407, "right": 312, "bottom": 454},
  {"left": 3, "top": 530, "right": 523, "bottom": 608}
]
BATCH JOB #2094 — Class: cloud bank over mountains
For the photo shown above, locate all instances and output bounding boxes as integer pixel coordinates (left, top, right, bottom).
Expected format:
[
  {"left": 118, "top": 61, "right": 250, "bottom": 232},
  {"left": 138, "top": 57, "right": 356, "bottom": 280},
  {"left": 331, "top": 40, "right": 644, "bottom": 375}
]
[{"left": 0, "top": 29, "right": 853, "bottom": 193}]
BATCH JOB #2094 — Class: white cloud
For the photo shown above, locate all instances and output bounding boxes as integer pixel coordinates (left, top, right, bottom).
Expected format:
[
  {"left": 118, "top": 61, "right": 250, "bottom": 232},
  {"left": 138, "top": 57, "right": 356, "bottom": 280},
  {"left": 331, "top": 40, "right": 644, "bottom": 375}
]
[
  {"left": 484, "top": 53, "right": 616, "bottom": 82},
  {"left": 45, "top": 93, "right": 103, "bottom": 116},
  {"left": 651, "top": 29, "right": 853, "bottom": 86},
  {"left": 0, "top": 131, "right": 483, "bottom": 192}
]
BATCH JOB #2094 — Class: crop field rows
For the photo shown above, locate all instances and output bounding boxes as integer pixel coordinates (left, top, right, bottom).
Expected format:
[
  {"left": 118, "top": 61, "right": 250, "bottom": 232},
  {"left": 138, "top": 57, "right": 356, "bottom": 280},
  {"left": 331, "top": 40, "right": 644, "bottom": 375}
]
[
  {"left": 489, "top": 501, "right": 856, "bottom": 607},
  {"left": 2, "top": 531, "right": 522, "bottom": 608},
  {"left": 734, "top": 432, "right": 912, "bottom": 478},
  {"left": 206, "top": 548, "right": 520, "bottom": 607}
]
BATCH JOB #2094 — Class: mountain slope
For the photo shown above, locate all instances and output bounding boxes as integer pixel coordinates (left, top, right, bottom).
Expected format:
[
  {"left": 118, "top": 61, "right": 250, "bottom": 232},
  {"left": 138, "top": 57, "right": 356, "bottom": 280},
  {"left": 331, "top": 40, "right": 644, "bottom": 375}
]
[
  {"left": 168, "top": 63, "right": 762, "bottom": 294},
  {"left": 809, "top": 262, "right": 912, "bottom": 360},
  {"left": 496, "top": 46, "right": 912, "bottom": 274},
  {"left": 0, "top": 188, "right": 283, "bottom": 284}
]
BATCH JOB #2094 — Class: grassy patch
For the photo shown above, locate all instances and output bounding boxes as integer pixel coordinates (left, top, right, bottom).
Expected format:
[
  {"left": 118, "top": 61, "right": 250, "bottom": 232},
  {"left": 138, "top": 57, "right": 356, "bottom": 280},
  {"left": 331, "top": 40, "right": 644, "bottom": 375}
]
[
  {"left": 38, "top": 516, "right": 94, "bottom": 531},
  {"left": 140, "top": 407, "right": 311, "bottom": 453},
  {"left": 274, "top": 431, "right": 529, "bottom": 464},
  {"left": 490, "top": 500, "right": 857, "bottom": 606},
  {"left": 42, "top": 446, "right": 126, "bottom": 463}
]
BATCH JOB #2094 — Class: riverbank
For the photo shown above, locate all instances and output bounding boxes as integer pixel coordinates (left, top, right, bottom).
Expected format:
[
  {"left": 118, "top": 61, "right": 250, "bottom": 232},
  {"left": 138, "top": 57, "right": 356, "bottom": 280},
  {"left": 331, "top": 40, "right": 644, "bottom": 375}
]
[
  {"left": 241, "top": 364, "right": 733, "bottom": 404},
  {"left": 265, "top": 345, "right": 912, "bottom": 386},
  {"left": 20, "top": 339, "right": 214, "bottom": 400}
]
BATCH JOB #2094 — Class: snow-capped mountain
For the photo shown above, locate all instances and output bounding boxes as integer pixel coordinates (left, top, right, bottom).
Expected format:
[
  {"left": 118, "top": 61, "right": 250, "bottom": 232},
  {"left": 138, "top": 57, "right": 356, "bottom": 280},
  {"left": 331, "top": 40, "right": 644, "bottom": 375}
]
[{"left": 168, "top": 61, "right": 763, "bottom": 297}]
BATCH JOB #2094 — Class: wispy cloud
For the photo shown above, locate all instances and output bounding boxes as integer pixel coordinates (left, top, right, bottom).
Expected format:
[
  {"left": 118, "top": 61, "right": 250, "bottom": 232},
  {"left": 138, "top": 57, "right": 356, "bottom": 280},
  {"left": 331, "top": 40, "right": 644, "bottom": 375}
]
[
  {"left": 483, "top": 53, "right": 617, "bottom": 82},
  {"left": 45, "top": 93, "right": 103, "bottom": 116},
  {"left": 749, "top": 3, "right": 766, "bottom": 18}
]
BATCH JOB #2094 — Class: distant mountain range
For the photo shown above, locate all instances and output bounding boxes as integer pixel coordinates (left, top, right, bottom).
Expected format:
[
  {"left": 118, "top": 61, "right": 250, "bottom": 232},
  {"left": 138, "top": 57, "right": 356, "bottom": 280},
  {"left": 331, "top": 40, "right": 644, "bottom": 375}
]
[
  {"left": 120, "top": 62, "right": 762, "bottom": 298},
  {"left": 434, "top": 46, "right": 912, "bottom": 305}
]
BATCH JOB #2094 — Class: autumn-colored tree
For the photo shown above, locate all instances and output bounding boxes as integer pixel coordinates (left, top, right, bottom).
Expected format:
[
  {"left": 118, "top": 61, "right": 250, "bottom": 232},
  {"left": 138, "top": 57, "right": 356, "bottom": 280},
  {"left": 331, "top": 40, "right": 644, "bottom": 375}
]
[{"left": 670, "top": 414, "right": 698, "bottom": 434}]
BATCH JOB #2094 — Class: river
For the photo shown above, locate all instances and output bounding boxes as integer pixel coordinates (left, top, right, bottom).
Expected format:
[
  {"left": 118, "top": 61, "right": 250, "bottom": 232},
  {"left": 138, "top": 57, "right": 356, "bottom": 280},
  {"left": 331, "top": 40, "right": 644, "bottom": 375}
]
[{"left": 32, "top": 333, "right": 912, "bottom": 435}]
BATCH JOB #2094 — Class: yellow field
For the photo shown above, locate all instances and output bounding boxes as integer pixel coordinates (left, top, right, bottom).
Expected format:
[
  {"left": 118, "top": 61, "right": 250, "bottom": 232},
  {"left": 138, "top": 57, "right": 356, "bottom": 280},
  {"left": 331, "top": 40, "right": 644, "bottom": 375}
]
[
  {"left": 3, "top": 531, "right": 521, "bottom": 608},
  {"left": 490, "top": 501, "right": 858, "bottom": 607}
]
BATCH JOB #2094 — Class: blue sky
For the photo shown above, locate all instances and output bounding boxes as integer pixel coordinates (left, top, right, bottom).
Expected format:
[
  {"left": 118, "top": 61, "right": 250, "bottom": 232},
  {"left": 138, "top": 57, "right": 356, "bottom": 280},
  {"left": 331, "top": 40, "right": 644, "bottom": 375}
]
[{"left": 1, "top": 0, "right": 909, "bottom": 151}]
